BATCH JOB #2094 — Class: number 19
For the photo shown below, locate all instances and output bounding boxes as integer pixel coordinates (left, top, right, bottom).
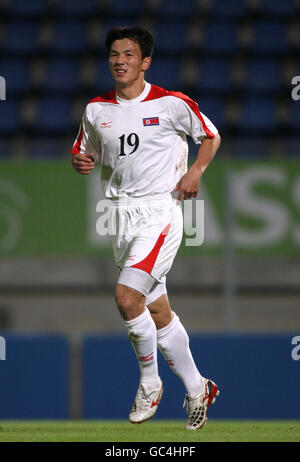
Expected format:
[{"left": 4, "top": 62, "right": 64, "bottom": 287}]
[{"left": 118, "top": 133, "right": 139, "bottom": 156}]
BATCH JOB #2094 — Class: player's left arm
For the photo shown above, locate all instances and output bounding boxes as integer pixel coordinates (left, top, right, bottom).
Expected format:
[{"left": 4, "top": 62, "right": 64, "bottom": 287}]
[{"left": 174, "top": 133, "right": 221, "bottom": 200}]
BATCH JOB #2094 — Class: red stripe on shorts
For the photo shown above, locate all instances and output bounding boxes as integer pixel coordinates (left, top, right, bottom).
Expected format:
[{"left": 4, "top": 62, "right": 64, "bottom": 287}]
[{"left": 130, "top": 223, "right": 171, "bottom": 274}]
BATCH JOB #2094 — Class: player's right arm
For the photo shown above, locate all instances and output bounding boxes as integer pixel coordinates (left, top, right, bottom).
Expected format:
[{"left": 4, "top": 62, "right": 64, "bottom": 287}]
[{"left": 71, "top": 105, "right": 101, "bottom": 175}]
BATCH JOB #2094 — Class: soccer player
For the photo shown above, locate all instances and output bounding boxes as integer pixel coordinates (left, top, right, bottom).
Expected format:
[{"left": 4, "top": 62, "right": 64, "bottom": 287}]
[{"left": 71, "top": 26, "right": 221, "bottom": 430}]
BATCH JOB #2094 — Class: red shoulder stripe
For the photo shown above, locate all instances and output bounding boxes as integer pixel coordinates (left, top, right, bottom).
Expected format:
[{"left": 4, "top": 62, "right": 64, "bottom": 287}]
[
  {"left": 142, "top": 84, "right": 216, "bottom": 138},
  {"left": 88, "top": 90, "right": 118, "bottom": 105},
  {"left": 142, "top": 84, "right": 169, "bottom": 102},
  {"left": 71, "top": 90, "right": 118, "bottom": 154}
]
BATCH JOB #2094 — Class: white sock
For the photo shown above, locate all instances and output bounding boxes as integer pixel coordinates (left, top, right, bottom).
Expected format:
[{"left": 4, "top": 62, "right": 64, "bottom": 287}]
[
  {"left": 157, "top": 312, "right": 204, "bottom": 398},
  {"left": 124, "top": 308, "right": 160, "bottom": 388}
]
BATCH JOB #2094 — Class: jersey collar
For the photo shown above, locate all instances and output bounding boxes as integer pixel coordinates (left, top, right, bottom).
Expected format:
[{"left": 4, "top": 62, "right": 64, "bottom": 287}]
[{"left": 116, "top": 82, "right": 151, "bottom": 106}]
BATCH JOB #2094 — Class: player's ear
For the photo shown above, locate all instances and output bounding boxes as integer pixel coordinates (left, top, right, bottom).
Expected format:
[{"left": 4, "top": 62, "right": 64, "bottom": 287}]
[{"left": 142, "top": 57, "right": 151, "bottom": 72}]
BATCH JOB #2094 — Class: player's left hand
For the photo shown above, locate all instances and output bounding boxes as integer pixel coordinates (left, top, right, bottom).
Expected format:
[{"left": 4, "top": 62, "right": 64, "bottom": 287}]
[{"left": 173, "top": 169, "right": 201, "bottom": 200}]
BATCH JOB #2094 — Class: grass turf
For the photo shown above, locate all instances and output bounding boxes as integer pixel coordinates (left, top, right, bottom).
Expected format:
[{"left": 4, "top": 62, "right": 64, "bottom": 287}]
[{"left": 0, "top": 420, "right": 299, "bottom": 442}]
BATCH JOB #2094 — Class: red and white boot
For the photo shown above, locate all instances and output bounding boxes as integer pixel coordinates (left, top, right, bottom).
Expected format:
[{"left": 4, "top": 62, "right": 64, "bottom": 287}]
[
  {"left": 129, "top": 378, "right": 163, "bottom": 424},
  {"left": 183, "top": 378, "right": 220, "bottom": 430}
]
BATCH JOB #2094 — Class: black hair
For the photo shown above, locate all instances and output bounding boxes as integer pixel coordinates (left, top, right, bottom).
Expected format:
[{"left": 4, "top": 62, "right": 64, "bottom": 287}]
[{"left": 105, "top": 26, "right": 154, "bottom": 59}]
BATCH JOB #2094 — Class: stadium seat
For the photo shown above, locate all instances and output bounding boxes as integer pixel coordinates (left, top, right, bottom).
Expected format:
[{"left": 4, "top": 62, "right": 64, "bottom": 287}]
[
  {"left": 253, "top": 21, "right": 288, "bottom": 55},
  {"left": 105, "top": 0, "right": 146, "bottom": 16},
  {"left": 196, "top": 59, "right": 232, "bottom": 92},
  {"left": 101, "top": 19, "right": 137, "bottom": 42},
  {"left": 210, "top": 0, "right": 247, "bottom": 19},
  {"left": 34, "top": 98, "right": 72, "bottom": 133},
  {"left": 244, "top": 59, "right": 282, "bottom": 93},
  {"left": 0, "top": 101, "right": 19, "bottom": 133},
  {"left": 201, "top": 22, "right": 237, "bottom": 54},
  {"left": 8, "top": 0, "right": 47, "bottom": 16},
  {"left": 2, "top": 22, "right": 38, "bottom": 54},
  {"left": 51, "top": 22, "right": 86, "bottom": 53},
  {"left": 159, "top": 0, "right": 196, "bottom": 19},
  {"left": 155, "top": 23, "right": 189, "bottom": 53},
  {"left": 55, "top": 0, "right": 96, "bottom": 16},
  {"left": 94, "top": 58, "right": 115, "bottom": 93},
  {"left": 43, "top": 59, "right": 79, "bottom": 93},
  {"left": 0, "top": 59, "right": 29, "bottom": 93},
  {"left": 240, "top": 98, "right": 278, "bottom": 132},
  {"left": 260, "top": 0, "right": 295, "bottom": 17},
  {"left": 196, "top": 97, "right": 226, "bottom": 132},
  {"left": 147, "top": 57, "right": 182, "bottom": 90}
]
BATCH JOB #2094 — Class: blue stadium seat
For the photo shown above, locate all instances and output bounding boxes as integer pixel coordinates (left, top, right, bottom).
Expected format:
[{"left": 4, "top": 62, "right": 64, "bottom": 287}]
[
  {"left": 55, "top": 0, "right": 96, "bottom": 16},
  {"left": 0, "top": 59, "right": 29, "bottom": 93},
  {"left": 51, "top": 22, "right": 86, "bottom": 53},
  {"left": 245, "top": 60, "right": 281, "bottom": 93},
  {"left": 3, "top": 22, "right": 38, "bottom": 54},
  {"left": 94, "top": 59, "right": 115, "bottom": 93},
  {"left": 210, "top": 0, "right": 247, "bottom": 19},
  {"left": 34, "top": 98, "right": 72, "bottom": 132},
  {"left": 43, "top": 59, "right": 79, "bottom": 93},
  {"left": 196, "top": 97, "right": 225, "bottom": 132},
  {"left": 105, "top": 0, "right": 145, "bottom": 16},
  {"left": 201, "top": 22, "right": 237, "bottom": 54},
  {"left": 240, "top": 98, "right": 278, "bottom": 132},
  {"left": 8, "top": 0, "right": 47, "bottom": 16},
  {"left": 253, "top": 21, "right": 288, "bottom": 54},
  {"left": 155, "top": 23, "right": 188, "bottom": 53},
  {"left": 197, "top": 59, "right": 232, "bottom": 92},
  {"left": 0, "top": 101, "right": 19, "bottom": 133},
  {"left": 101, "top": 19, "right": 137, "bottom": 43},
  {"left": 159, "top": 0, "right": 196, "bottom": 18},
  {"left": 147, "top": 58, "right": 181, "bottom": 90},
  {"left": 260, "top": 0, "right": 295, "bottom": 17}
]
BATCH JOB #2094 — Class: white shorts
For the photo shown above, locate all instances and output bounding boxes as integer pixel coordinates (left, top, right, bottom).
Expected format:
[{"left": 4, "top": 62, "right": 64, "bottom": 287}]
[{"left": 110, "top": 193, "right": 183, "bottom": 302}]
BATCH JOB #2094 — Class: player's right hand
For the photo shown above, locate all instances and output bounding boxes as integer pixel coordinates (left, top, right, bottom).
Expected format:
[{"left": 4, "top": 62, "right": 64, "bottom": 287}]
[{"left": 71, "top": 153, "right": 95, "bottom": 175}]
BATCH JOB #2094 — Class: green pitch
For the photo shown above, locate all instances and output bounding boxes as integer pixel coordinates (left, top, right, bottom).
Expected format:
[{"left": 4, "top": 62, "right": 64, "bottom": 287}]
[{"left": 0, "top": 420, "right": 299, "bottom": 442}]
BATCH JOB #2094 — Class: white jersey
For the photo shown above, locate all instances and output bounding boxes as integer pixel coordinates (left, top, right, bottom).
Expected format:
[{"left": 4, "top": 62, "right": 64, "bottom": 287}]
[{"left": 72, "top": 81, "right": 218, "bottom": 199}]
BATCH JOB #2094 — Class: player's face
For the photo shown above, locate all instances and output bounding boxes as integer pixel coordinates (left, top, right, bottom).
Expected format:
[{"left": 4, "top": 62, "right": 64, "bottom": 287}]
[{"left": 108, "top": 38, "right": 150, "bottom": 87}]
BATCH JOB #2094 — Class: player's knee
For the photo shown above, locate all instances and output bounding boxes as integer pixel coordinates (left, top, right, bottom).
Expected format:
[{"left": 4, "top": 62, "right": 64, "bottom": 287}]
[
  {"left": 115, "top": 292, "right": 132, "bottom": 313},
  {"left": 115, "top": 286, "right": 142, "bottom": 318}
]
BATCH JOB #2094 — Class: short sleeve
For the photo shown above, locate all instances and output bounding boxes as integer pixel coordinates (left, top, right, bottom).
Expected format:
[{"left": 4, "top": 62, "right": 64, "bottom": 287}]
[
  {"left": 168, "top": 94, "right": 218, "bottom": 144},
  {"left": 72, "top": 106, "right": 101, "bottom": 155}
]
